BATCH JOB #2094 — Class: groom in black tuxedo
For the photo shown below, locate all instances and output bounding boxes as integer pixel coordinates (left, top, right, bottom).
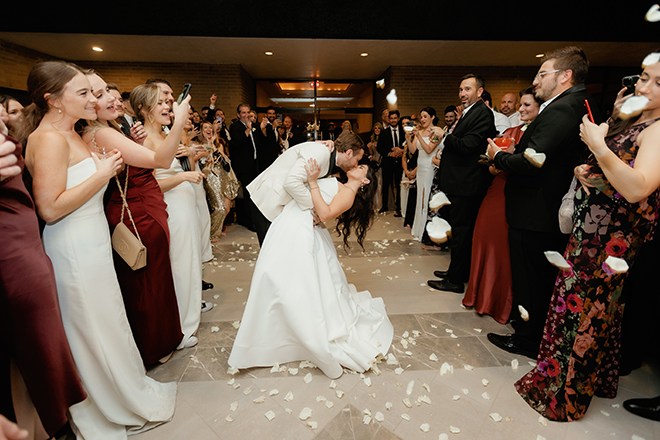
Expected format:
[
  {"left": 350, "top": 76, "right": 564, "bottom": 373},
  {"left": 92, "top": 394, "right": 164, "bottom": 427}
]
[
  {"left": 486, "top": 47, "right": 595, "bottom": 358},
  {"left": 428, "top": 74, "right": 497, "bottom": 293}
]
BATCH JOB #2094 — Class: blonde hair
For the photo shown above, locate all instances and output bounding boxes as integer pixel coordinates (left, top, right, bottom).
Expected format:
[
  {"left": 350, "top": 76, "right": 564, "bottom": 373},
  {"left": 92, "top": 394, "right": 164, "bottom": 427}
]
[{"left": 130, "top": 83, "right": 160, "bottom": 125}]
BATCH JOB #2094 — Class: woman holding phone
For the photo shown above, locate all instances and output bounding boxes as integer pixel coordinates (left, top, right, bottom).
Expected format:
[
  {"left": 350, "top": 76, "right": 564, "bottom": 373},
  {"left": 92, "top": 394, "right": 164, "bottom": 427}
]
[
  {"left": 82, "top": 72, "right": 186, "bottom": 365},
  {"left": 22, "top": 60, "right": 176, "bottom": 439}
]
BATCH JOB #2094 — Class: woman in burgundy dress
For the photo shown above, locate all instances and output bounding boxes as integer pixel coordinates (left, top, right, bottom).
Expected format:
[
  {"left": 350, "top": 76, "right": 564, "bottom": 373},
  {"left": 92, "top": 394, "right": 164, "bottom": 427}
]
[
  {"left": 1, "top": 114, "right": 86, "bottom": 438},
  {"left": 81, "top": 71, "right": 187, "bottom": 365},
  {"left": 462, "top": 88, "right": 542, "bottom": 324}
]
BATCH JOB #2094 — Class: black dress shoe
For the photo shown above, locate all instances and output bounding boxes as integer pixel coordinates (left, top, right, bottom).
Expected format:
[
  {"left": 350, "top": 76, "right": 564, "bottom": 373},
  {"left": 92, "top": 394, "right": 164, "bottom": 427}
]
[
  {"left": 393, "top": 211, "right": 402, "bottom": 217},
  {"left": 202, "top": 280, "right": 214, "bottom": 290},
  {"left": 433, "top": 270, "right": 448, "bottom": 278},
  {"left": 427, "top": 279, "right": 463, "bottom": 293},
  {"left": 623, "top": 396, "right": 660, "bottom": 421},
  {"left": 487, "top": 333, "right": 537, "bottom": 359}
]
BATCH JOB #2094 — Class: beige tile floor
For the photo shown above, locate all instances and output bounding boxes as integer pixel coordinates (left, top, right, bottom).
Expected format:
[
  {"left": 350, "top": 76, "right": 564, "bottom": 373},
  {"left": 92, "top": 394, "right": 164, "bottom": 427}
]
[{"left": 137, "top": 213, "right": 660, "bottom": 440}]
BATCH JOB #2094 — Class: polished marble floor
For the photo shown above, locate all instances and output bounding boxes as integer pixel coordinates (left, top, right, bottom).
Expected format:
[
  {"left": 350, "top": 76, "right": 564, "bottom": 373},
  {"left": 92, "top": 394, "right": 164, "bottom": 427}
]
[{"left": 137, "top": 213, "right": 660, "bottom": 440}]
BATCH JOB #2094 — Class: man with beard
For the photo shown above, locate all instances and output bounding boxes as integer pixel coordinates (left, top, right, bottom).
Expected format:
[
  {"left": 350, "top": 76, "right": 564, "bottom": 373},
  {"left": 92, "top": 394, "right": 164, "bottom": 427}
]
[
  {"left": 255, "top": 106, "right": 281, "bottom": 171},
  {"left": 428, "top": 74, "right": 497, "bottom": 293},
  {"left": 486, "top": 47, "right": 596, "bottom": 358}
]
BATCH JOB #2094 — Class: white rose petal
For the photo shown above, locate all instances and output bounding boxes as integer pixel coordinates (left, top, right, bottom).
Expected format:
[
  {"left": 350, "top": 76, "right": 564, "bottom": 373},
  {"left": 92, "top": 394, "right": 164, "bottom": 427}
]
[
  {"left": 429, "top": 353, "right": 439, "bottom": 362},
  {"left": 440, "top": 434, "right": 449, "bottom": 440},
  {"left": 511, "top": 359, "right": 519, "bottom": 371},
  {"left": 482, "top": 392, "right": 491, "bottom": 400},
  {"left": 283, "top": 391, "right": 294, "bottom": 402},
  {"left": 336, "top": 390, "right": 344, "bottom": 399},
  {"left": 482, "top": 379, "right": 490, "bottom": 387},
  {"left": 288, "top": 368, "right": 299, "bottom": 376},
  {"left": 264, "top": 411, "right": 275, "bottom": 421},
  {"left": 604, "top": 255, "right": 629, "bottom": 274},
  {"left": 401, "top": 413, "right": 411, "bottom": 421},
  {"left": 253, "top": 396, "right": 265, "bottom": 404},
  {"left": 406, "top": 380, "right": 415, "bottom": 395},
  {"left": 227, "top": 366, "right": 239, "bottom": 375},
  {"left": 225, "top": 415, "right": 234, "bottom": 422},
  {"left": 210, "top": 326, "right": 219, "bottom": 333},
  {"left": 385, "top": 402, "right": 393, "bottom": 411},
  {"left": 464, "top": 364, "right": 474, "bottom": 371},
  {"left": 364, "top": 377, "right": 372, "bottom": 387},
  {"left": 299, "top": 407, "right": 313, "bottom": 420},
  {"left": 230, "top": 401, "right": 238, "bottom": 411},
  {"left": 232, "top": 321, "right": 241, "bottom": 329},
  {"left": 375, "top": 412, "right": 385, "bottom": 422},
  {"left": 538, "top": 416, "right": 548, "bottom": 427},
  {"left": 363, "top": 415, "right": 372, "bottom": 425},
  {"left": 524, "top": 148, "right": 546, "bottom": 168},
  {"left": 325, "top": 400, "right": 334, "bottom": 408},
  {"left": 307, "top": 421, "right": 318, "bottom": 429},
  {"left": 269, "top": 389, "right": 279, "bottom": 396},
  {"left": 450, "top": 426, "right": 461, "bottom": 434},
  {"left": 395, "top": 367, "right": 404, "bottom": 375},
  {"left": 440, "top": 362, "right": 454, "bottom": 376},
  {"left": 304, "top": 373, "right": 313, "bottom": 383},
  {"left": 489, "top": 412, "right": 502, "bottom": 422},
  {"left": 403, "top": 398, "right": 412, "bottom": 408},
  {"left": 452, "top": 395, "right": 461, "bottom": 401},
  {"left": 420, "top": 423, "right": 430, "bottom": 432}
]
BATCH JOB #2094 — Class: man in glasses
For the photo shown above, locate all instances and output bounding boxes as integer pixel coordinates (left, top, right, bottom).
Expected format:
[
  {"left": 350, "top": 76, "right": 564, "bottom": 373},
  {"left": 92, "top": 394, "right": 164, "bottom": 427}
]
[{"left": 486, "top": 46, "right": 598, "bottom": 359}]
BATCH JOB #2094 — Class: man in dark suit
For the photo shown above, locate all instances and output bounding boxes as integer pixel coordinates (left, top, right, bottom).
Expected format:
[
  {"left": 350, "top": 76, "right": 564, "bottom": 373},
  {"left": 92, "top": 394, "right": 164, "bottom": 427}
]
[
  {"left": 486, "top": 47, "right": 595, "bottom": 358},
  {"left": 377, "top": 110, "right": 405, "bottom": 216},
  {"left": 229, "top": 103, "right": 262, "bottom": 233},
  {"left": 323, "top": 122, "right": 339, "bottom": 141},
  {"left": 428, "top": 74, "right": 497, "bottom": 293},
  {"left": 254, "top": 106, "right": 282, "bottom": 171}
]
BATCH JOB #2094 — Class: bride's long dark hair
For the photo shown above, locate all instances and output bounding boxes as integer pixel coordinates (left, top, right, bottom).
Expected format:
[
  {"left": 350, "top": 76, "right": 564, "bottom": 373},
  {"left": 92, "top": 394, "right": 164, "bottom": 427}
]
[{"left": 336, "top": 166, "right": 378, "bottom": 249}]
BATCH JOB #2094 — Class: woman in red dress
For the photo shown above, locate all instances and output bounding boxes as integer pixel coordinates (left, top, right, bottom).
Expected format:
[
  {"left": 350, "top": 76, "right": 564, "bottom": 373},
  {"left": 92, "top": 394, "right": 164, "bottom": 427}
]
[
  {"left": 1, "top": 108, "right": 86, "bottom": 438},
  {"left": 81, "top": 72, "right": 187, "bottom": 365},
  {"left": 462, "top": 87, "right": 542, "bottom": 324}
]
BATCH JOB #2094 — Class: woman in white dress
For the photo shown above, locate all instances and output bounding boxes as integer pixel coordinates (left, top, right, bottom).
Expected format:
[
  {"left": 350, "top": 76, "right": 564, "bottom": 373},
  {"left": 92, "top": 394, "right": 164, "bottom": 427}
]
[
  {"left": 131, "top": 84, "right": 206, "bottom": 349},
  {"left": 405, "top": 107, "right": 441, "bottom": 241},
  {"left": 23, "top": 61, "right": 177, "bottom": 439},
  {"left": 229, "top": 160, "right": 394, "bottom": 379}
]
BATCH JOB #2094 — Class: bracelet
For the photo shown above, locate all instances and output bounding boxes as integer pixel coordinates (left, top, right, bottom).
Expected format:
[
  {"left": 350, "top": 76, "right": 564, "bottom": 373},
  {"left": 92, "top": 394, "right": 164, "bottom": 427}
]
[{"left": 310, "top": 186, "right": 319, "bottom": 190}]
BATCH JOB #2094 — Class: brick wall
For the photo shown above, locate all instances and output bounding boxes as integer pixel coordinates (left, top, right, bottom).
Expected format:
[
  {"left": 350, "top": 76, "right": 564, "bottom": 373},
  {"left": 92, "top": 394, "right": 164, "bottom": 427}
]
[
  {"left": 0, "top": 40, "right": 256, "bottom": 114},
  {"left": 374, "top": 65, "right": 539, "bottom": 125}
]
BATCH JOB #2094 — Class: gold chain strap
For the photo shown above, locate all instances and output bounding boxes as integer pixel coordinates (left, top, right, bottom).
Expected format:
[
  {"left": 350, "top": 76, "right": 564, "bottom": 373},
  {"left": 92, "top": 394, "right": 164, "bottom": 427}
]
[{"left": 114, "top": 165, "right": 144, "bottom": 245}]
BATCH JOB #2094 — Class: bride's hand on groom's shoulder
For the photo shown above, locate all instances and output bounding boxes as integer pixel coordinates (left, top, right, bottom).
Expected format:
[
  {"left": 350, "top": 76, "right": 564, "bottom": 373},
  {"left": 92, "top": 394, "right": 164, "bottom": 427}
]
[
  {"left": 305, "top": 158, "right": 321, "bottom": 181},
  {"left": 319, "top": 140, "right": 334, "bottom": 152}
]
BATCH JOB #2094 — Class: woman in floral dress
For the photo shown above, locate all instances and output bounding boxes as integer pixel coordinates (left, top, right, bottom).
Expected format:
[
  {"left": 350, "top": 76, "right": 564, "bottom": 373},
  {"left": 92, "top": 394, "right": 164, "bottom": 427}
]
[{"left": 515, "top": 56, "right": 660, "bottom": 421}]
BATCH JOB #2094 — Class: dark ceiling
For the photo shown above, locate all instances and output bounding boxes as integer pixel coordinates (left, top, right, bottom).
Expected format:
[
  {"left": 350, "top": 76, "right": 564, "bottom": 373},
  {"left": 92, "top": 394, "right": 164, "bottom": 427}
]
[{"left": 5, "top": 1, "right": 659, "bottom": 43}]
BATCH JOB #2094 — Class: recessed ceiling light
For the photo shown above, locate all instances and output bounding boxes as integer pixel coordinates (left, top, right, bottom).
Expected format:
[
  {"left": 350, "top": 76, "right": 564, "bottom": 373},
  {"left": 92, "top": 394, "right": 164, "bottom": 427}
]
[
  {"left": 360, "top": 53, "right": 368, "bottom": 57},
  {"left": 92, "top": 46, "right": 103, "bottom": 52},
  {"left": 535, "top": 53, "right": 544, "bottom": 58},
  {"left": 265, "top": 51, "right": 273, "bottom": 56}
]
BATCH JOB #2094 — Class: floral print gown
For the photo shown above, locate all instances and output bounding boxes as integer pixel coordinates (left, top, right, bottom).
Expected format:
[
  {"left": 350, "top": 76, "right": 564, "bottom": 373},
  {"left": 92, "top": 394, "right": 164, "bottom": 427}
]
[{"left": 515, "top": 119, "right": 660, "bottom": 422}]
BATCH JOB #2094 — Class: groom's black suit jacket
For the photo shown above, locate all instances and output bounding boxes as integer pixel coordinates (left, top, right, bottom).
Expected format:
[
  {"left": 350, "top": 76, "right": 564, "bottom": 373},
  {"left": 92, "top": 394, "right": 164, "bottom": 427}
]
[
  {"left": 494, "top": 84, "right": 596, "bottom": 233},
  {"left": 438, "top": 99, "right": 497, "bottom": 197}
]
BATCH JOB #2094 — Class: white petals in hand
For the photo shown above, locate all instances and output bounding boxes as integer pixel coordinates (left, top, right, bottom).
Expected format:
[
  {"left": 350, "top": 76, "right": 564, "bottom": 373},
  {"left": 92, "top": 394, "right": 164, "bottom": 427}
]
[{"left": 524, "top": 148, "right": 546, "bottom": 168}]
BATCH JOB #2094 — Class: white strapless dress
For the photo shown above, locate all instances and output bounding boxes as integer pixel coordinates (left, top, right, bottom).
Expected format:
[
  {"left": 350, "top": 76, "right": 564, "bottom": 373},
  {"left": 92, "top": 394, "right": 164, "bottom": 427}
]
[
  {"left": 42, "top": 158, "right": 176, "bottom": 440},
  {"left": 194, "top": 160, "right": 212, "bottom": 262},
  {"left": 155, "top": 158, "right": 202, "bottom": 347},
  {"left": 228, "top": 178, "right": 394, "bottom": 379},
  {"left": 411, "top": 136, "right": 439, "bottom": 240}
]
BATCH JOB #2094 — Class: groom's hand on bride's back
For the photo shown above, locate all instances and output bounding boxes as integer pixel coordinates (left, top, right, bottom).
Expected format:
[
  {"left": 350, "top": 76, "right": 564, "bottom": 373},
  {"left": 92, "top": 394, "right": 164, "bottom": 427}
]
[{"left": 312, "top": 209, "right": 322, "bottom": 226}]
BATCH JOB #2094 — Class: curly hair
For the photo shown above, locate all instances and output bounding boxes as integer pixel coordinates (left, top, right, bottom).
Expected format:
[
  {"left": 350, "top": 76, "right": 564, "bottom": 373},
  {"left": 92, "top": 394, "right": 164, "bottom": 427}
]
[{"left": 335, "top": 166, "right": 378, "bottom": 249}]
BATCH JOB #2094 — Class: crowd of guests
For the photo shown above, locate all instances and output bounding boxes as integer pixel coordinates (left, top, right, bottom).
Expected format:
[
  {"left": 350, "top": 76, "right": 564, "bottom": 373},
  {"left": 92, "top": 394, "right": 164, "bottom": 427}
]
[
  {"left": 2, "top": 44, "right": 660, "bottom": 439},
  {"left": 371, "top": 46, "right": 660, "bottom": 423}
]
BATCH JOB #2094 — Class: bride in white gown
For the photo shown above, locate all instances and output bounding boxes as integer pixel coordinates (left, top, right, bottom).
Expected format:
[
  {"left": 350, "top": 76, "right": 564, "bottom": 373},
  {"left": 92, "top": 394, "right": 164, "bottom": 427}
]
[
  {"left": 229, "top": 160, "right": 394, "bottom": 379},
  {"left": 23, "top": 61, "right": 177, "bottom": 439}
]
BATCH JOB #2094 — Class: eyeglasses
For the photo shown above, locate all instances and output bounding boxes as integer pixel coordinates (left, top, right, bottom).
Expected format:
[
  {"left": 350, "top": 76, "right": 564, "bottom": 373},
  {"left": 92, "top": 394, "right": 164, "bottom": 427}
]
[{"left": 535, "top": 69, "right": 562, "bottom": 80}]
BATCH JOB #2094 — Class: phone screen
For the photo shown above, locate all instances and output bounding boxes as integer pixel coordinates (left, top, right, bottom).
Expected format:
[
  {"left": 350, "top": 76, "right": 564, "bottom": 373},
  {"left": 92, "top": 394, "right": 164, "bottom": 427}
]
[{"left": 177, "top": 83, "right": 192, "bottom": 104}]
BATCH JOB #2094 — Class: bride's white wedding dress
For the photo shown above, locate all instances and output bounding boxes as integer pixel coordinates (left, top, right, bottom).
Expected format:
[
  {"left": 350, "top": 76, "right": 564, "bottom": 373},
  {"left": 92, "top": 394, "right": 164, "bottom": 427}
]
[
  {"left": 228, "top": 178, "right": 394, "bottom": 379},
  {"left": 42, "top": 158, "right": 176, "bottom": 439}
]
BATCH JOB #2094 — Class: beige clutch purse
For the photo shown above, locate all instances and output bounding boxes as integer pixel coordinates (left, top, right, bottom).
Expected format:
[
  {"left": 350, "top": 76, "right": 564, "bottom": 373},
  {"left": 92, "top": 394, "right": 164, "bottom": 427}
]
[{"left": 111, "top": 166, "right": 147, "bottom": 270}]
